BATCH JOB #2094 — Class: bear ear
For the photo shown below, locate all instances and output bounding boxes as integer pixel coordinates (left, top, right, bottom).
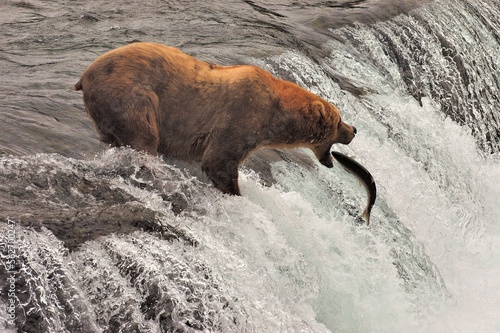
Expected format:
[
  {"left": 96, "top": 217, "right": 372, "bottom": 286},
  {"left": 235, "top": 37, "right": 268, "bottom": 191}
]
[{"left": 311, "top": 100, "right": 326, "bottom": 118}]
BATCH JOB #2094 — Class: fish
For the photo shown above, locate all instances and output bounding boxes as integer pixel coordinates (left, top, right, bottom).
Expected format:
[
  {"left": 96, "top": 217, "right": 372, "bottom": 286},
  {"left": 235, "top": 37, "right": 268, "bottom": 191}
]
[{"left": 331, "top": 151, "right": 376, "bottom": 225}]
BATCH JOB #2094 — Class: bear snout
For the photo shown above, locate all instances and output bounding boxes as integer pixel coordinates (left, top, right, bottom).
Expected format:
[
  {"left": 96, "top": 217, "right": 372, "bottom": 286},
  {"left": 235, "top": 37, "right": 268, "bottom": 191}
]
[{"left": 337, "top": 122, "right": 357, "bottom": 145}]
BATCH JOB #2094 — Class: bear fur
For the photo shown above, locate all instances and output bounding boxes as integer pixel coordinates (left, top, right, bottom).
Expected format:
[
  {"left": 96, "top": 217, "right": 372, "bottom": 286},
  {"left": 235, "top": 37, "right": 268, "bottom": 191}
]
[{"left": 75, "top": 42, "right": 356, "bottom": 195}]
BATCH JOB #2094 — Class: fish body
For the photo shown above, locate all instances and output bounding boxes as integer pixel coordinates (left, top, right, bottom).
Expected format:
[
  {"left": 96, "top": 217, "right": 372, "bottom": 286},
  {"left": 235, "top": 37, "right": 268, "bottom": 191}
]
[{"left": 331, "top": 151, "right": 376, "bottom": 225}]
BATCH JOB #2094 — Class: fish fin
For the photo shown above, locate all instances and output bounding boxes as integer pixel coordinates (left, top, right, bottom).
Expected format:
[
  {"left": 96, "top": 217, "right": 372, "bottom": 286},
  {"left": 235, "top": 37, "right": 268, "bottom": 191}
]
[{"left": 361, "top": 208, "right": 370, "bottom": 226}]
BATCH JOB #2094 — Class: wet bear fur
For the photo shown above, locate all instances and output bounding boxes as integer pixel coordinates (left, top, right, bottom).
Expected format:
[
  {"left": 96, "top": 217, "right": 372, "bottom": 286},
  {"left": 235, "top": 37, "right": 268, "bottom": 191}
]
[{"left": 75, "top": 42, "right": 357, "bottom": 195}]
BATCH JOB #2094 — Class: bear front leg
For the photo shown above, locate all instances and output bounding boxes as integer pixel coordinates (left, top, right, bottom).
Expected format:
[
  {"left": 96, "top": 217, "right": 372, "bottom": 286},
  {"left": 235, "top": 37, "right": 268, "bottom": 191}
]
[{"left": 201, "top": 149, "right": 242, "bottom": 196}]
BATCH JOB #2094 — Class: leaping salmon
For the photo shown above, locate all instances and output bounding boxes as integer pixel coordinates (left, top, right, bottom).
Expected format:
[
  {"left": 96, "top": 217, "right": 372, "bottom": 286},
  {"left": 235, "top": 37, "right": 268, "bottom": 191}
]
[{"left": 331, "top": 151, "right": 376, "bottom": 225}]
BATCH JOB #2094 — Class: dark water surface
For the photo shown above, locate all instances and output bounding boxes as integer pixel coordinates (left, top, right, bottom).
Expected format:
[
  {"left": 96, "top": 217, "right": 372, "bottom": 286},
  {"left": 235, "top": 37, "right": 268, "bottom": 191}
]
[{"left": 0, "top": 0, "right": 426, "bottom": 158}]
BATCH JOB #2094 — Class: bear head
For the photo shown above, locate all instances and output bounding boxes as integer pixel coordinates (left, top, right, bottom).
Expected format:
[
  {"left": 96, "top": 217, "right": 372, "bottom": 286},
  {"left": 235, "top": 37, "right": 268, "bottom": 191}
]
[{"left": 307, "top": 100, "right": 357, "bottom": 168}]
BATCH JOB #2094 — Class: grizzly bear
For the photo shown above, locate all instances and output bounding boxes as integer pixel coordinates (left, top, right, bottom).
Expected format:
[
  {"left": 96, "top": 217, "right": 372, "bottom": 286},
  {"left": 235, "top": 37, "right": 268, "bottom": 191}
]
[{"left": 75, "top": 42, "right": 357, "bottom": 195}]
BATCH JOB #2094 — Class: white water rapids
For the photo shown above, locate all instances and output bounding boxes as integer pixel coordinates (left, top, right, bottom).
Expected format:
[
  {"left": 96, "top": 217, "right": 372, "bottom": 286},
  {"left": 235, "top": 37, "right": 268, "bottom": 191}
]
[{"left": 1, "top": 0, "right": 499, "bottom": 332}]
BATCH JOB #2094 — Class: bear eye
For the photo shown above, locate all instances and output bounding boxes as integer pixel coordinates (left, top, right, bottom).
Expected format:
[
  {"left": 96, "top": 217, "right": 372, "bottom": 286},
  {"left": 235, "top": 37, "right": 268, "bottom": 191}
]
[{"left": 337, "top": 118, "right": 342, "bottom": 128}]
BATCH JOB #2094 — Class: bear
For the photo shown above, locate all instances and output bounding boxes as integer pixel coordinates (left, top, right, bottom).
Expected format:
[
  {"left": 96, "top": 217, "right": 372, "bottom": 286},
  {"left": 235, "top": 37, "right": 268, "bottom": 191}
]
[{"left": 74, "top": 42, "right": 357, "bottom": 195}]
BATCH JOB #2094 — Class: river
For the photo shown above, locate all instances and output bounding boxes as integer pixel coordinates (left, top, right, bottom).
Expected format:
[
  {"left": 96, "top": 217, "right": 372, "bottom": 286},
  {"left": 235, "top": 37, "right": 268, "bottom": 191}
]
[{"left": 1, "top": 0, "right": 499, "bottom": 332}]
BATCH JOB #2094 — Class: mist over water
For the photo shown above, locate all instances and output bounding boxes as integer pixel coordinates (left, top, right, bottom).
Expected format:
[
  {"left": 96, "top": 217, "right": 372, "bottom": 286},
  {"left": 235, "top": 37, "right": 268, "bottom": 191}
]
[{"left": 1, "top": 0, "right": 499, "bottom": 332}]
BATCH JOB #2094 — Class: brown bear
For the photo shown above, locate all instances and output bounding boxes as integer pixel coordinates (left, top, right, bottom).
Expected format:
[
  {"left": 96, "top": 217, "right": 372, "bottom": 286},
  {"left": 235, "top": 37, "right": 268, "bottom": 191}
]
[{"left": 75, "top": 42, "right": 357, "bottom": 195}]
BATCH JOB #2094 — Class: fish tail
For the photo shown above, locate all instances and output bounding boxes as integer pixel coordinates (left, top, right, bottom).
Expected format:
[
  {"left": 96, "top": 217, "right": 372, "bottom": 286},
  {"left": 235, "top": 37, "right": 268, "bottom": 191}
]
[{"left": 362, "top": 208, "right": 370, "bottom": 226}]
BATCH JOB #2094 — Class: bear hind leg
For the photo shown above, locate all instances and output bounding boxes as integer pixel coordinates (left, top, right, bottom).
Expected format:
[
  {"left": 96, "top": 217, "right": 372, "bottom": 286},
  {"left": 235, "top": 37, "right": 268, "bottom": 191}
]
[
  {"left": 100, "top": 132, "right": 123, "bottom": 148},
  {"left": 127, "top": 110, "right": 160, "bottom": 155},
  {"left": 114, "top": 93, "right": 160, "bottom": 155}
]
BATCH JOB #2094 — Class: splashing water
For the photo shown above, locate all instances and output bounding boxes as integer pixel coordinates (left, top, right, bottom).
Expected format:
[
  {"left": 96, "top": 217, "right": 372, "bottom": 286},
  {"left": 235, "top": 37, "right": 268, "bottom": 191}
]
[{"left": 1, "top": 0, "right": 499, "bottom": 332}]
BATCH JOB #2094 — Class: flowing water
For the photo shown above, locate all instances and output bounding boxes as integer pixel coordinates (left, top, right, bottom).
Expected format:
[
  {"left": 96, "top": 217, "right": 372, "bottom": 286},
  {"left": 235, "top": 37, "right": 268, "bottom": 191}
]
[{"left": 0, "top": 0, "right": 499, "bottom": 332}]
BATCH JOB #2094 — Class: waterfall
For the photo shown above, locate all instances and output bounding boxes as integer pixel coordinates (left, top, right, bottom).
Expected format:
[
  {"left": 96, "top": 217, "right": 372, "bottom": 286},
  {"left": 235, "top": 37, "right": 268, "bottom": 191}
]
[{"left": 1, "top": 0, "right": 499, "bottom": 332}]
